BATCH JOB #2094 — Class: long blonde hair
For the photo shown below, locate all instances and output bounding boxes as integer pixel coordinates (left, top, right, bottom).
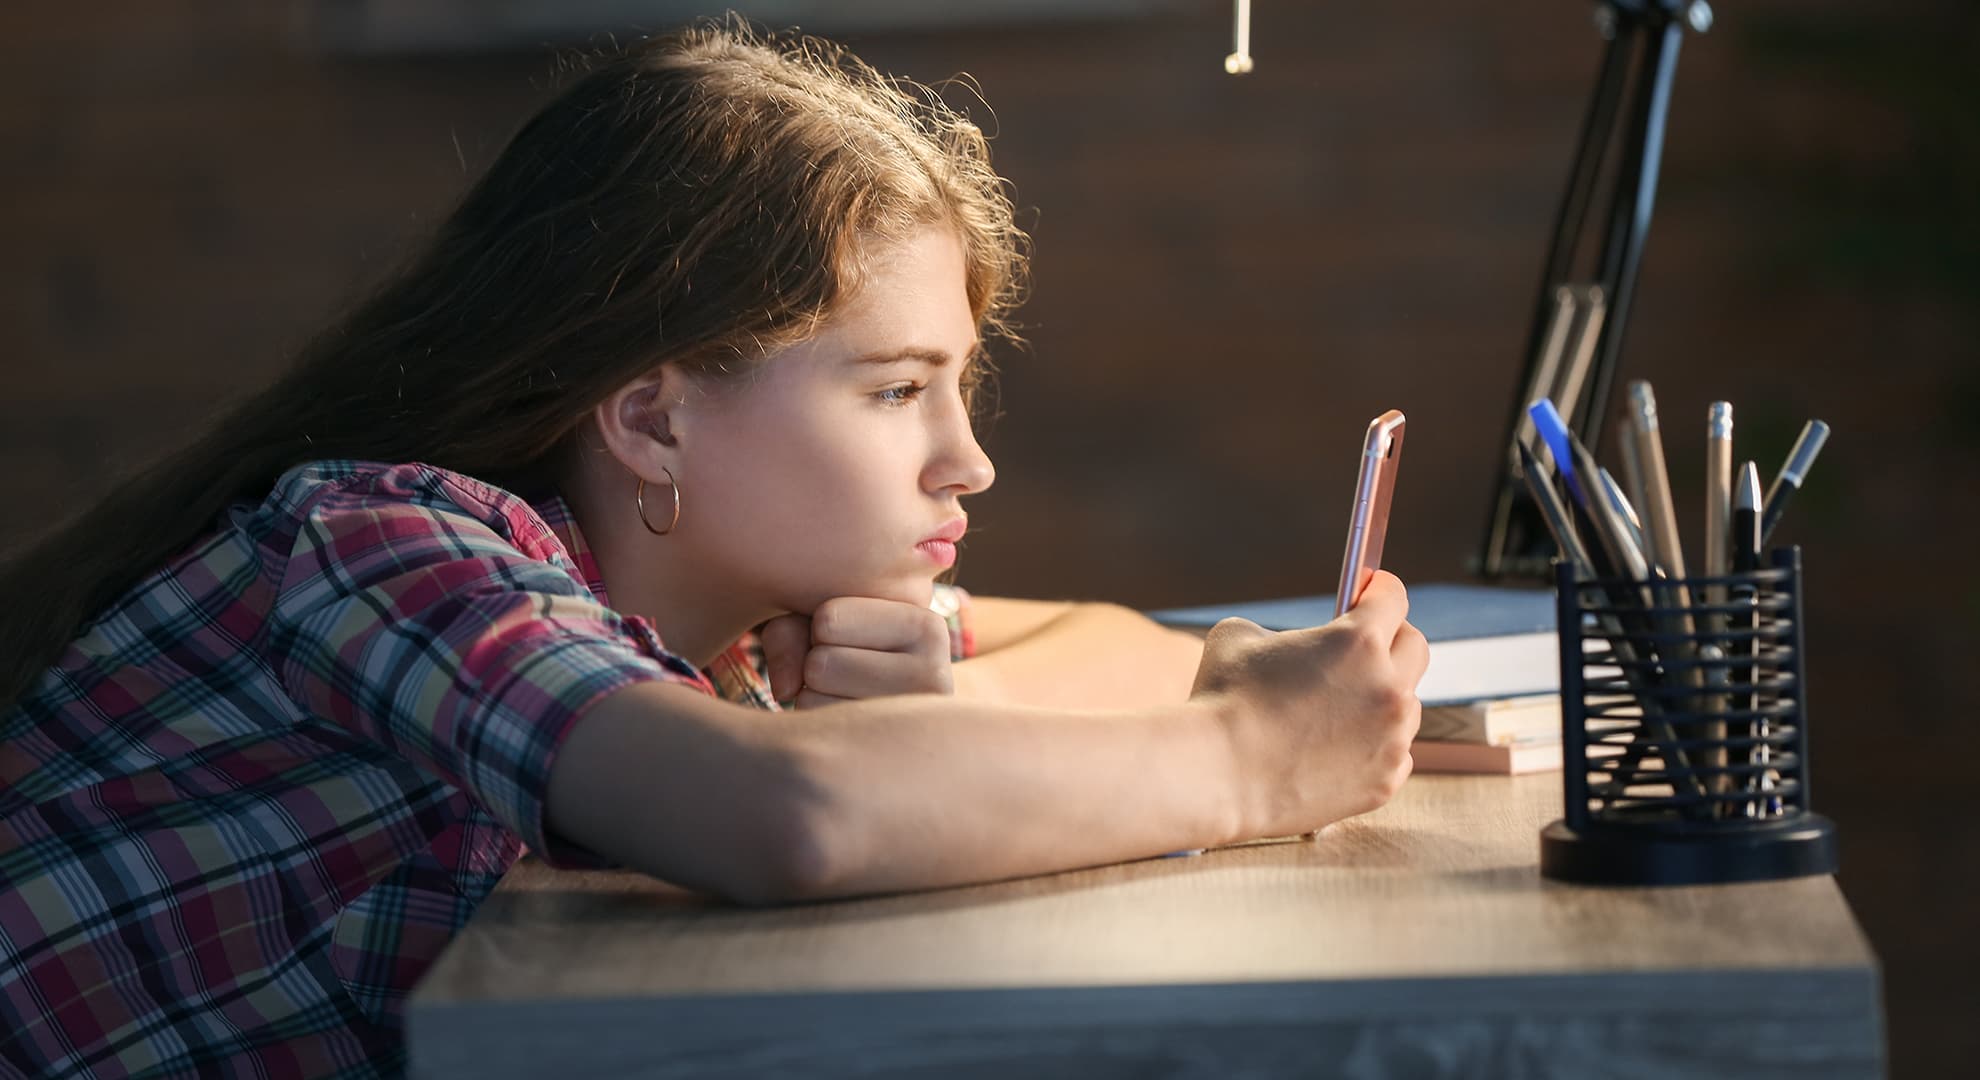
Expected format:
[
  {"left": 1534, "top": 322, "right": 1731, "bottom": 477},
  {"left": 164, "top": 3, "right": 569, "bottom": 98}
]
[{"left": 0, "top": 19, "right": 1028, "bottom": 710}]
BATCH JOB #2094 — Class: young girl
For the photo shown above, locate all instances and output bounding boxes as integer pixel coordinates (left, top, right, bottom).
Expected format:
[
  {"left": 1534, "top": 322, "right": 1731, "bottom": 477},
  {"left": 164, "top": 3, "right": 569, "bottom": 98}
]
[{"left": 0, "top": 22, "right": 1426, "bottom": 1079}]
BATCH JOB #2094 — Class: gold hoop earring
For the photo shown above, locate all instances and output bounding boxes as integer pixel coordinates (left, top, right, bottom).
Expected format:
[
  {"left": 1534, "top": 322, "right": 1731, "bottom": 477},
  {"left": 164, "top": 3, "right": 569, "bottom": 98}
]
[{"left": 635, "top": 467, "right": 681, "bottom": 536}]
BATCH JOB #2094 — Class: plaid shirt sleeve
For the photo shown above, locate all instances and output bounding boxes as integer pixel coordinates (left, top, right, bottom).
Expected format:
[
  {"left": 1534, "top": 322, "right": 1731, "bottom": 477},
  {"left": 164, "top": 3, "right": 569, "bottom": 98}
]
[{"left": 268, "top": 467, "right": 709, "bottom": 870}]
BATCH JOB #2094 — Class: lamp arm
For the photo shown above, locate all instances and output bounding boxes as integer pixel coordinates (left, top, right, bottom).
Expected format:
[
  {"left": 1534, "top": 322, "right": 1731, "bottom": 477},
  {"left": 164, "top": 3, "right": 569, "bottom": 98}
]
[{"left": 1475, "top": 0, "right": 1711, "bottom": 580}]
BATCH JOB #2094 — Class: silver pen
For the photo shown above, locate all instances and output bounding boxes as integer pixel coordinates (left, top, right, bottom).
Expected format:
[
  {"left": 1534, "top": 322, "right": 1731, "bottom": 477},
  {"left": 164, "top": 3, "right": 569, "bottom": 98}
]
[
  {"left": 1702, "top": 403, "right": 1736, "bottom": 807},
  {"left": 1760, "top": 419, "right": 1831, "bottom": 546},
  {"left": 1733, "top": 462, "right": 1767, "bottom": 816},
  {"left": 1703, "top": 402, "right": 1734, "bottom": 613},
  {"left": 1597, "top": 467, "right": 1650, "bottom": 576},
  {"left": 1617, "top": 430, "right": 1657, "bottom": 570}
]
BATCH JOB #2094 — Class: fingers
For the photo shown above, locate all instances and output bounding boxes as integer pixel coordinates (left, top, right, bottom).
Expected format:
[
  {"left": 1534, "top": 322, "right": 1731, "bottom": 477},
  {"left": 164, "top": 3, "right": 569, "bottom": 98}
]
[
  {"left": 801, "top": 644, "right": 953, "bottom": 700},
  {"left": 1393, "top": 619, "right": 1430, "bottom": 689},
  {"left": 773, "top": 597, "right": 955, "bottom": 707},
  {"left": 811, "top": 596, "right": 948, "bottom": 658},
  {"left": 758, "top": 614, "right": 811, "bottom": 702},
  {"left": 1398, "top": 691, "right": 1423, "bottom": 745},
  {"left": 1340, "top": 570, "right": 1409, "bottom": 642},
  {"left": 793, "top": 688, "right": 850, "bottom": 711}
]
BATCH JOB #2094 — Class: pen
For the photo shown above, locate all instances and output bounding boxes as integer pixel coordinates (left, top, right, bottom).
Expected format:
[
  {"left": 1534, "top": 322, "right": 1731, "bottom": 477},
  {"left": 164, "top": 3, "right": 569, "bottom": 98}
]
[
  {"left": 1760, "top": 418, "right": 1831, "bottom": 547},
  {"left": 1573, "top": 442, "right": 1650, "bottom": 584},
  {"left": 1733, "top": 461, "right": 1761, "bottom": 575},
  {"left": 1732, "top": 461, "right": 1765, "bottom": 816},
  {"left": 1625, "top": 381, "right": 1691, "bottom": 591},
  {"left": 1515, "top": 438, "right": 1592, "bottom": 574},
  {"left": 1587, "top": 453, "right": 1691, "bottom": 764},
  {"left": 1527, "top": 398, "right": 1585, "bottom": 507},
  {"left": 1528, "top": 433, "right": 1686, "bottom": 796},
  {"left": 1598, "top": 466, "right": 1648, "bottom": 571},
  {"left": 1696, "top": 642, "right": 1730, "bottom": 815},
  {"left": 1567, "top": 432, "right": 1710, "bottom": 806},
  {"left": 1703, "top": 402, "right": 1734, "bottom": 616},
  {"left": 1591, "top": 463, "right": 1655, "bottom": 582},
  {"left": 1616, "top": 428, "right": 1656, "bottom": 569},
  {"left": 1701, "top": 403, "right": 1736, "bottom": 809},
  {"left": 1623, "top": 382, "right": 1708, "bottom": 790}
]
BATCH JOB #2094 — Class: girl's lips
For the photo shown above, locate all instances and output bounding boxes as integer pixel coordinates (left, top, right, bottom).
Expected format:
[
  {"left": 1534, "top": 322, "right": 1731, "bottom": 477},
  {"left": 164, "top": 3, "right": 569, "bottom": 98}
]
[
  {"left": 915, "top": 539, "right": 957, "bottom": 568},
  {"left": 923, "top": 518, "right": 968, "bottom": 544}
]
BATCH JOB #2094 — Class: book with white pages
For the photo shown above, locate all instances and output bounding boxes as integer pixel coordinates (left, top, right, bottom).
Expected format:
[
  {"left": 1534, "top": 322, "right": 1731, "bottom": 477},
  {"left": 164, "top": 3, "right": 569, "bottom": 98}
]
[
  {"left": 1148, "top": 583, "right": 1557, "bottom": 707},
  {"left": 1409, "top": 738, "right": 1564, "bottom": 775},
  {"left": 1418, "top": 693, "right": 1562, "bottom": 746}
]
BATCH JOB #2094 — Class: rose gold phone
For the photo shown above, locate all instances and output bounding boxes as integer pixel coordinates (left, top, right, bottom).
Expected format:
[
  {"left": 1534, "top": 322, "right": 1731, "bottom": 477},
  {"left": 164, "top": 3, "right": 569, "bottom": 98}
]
[{"left": 1335, "top": 410, "right": 1406, "bottom": 616}]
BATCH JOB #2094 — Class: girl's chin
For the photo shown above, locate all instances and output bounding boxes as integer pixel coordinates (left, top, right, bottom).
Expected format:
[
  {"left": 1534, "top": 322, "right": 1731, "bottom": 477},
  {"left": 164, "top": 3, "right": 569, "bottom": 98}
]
[
  {"left": 867, "top": 577, "right": 936, "bottom": 607},
  {"left": 786, "top": 575, "right": 934, "bottom": 612}
]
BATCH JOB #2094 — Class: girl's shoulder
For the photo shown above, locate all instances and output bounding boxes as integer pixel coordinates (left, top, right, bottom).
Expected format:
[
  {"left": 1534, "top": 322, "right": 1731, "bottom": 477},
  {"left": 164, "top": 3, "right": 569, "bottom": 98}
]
[
  {"left": 249, "top": 459, "right": 566, "bottom": 562},
  {"left": 264, "top": 459, "right": 524, "bottom": 520}
]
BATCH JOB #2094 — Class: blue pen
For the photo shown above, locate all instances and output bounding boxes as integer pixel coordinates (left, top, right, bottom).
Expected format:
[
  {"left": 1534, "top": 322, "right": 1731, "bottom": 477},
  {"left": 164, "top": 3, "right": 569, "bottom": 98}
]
[{"left": 1526, "top": 399, "right": 1585, "bottom": 507}]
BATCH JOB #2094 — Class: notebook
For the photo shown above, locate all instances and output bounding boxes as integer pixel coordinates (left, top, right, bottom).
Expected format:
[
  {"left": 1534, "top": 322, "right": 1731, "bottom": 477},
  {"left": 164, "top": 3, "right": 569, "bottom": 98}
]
[{"left": 1149, "top": 583, "right": 1557, "bottom": 706}]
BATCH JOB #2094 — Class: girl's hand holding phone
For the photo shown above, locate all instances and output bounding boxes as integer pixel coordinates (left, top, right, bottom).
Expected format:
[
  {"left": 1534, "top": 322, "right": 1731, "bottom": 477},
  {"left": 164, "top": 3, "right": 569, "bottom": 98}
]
[
  {"left": 761, "top": 597, "right": 956, "bottom": 709},
  {"left": 1190, "top": 570, "right": 1429, "bottom": 839}
]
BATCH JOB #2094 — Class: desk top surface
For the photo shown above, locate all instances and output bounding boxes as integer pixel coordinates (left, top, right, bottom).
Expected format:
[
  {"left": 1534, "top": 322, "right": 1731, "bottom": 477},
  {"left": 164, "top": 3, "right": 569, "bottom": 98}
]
[{"left": 412, "top": 772, "right": 1876, "bottom": 1007}]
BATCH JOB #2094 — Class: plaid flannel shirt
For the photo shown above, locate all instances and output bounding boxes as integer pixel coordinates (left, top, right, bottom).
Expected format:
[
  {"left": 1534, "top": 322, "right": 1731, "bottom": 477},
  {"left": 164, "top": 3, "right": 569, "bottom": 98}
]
[{"left": 0, "top": 460, "right": 973, "bottom": 1078}]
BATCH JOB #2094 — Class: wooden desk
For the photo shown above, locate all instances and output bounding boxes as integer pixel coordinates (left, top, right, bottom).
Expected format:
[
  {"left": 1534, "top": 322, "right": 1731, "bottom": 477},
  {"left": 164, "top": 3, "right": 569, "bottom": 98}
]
[{"left": 408, "top": 774, "right": 1884, "bottom": 1078}]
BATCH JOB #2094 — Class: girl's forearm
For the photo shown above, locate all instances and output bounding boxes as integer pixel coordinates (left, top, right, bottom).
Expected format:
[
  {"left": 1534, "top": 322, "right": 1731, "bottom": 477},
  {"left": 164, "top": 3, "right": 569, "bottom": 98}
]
[
  {"left": 780, "top": 691, "right": 1240, "bottom": 899},
  {"left": 545, "top": 680, "right": 1241, "bottom": 905},
  {"left": 952, "top": 602, "right": 1204, "bottom": 709}
]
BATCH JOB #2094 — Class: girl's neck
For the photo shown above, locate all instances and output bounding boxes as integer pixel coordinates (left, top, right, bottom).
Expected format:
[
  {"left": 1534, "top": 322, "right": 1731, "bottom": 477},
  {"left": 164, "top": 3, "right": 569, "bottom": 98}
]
[{"left": 556, "top": 476, "right": 774, "bottom": 671}]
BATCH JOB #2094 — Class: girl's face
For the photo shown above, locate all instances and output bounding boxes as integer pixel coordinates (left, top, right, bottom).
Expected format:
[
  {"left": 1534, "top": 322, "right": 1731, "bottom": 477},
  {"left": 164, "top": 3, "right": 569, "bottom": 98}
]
[{"left": 672, "top": 226, "right": 995, "bottom": 614}]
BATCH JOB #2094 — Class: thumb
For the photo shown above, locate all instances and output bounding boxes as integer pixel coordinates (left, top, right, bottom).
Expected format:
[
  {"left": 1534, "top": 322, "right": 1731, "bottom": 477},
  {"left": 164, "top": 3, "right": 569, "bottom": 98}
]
[{"left": 759, "top": 614, "right": 811, "bottom": 702}]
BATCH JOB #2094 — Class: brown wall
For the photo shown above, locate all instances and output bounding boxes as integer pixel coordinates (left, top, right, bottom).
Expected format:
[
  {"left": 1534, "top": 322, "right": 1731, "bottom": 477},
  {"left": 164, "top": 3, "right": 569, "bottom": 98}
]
[{"left": 4, "top": 1, "right": 1975, "bottom": 1073}]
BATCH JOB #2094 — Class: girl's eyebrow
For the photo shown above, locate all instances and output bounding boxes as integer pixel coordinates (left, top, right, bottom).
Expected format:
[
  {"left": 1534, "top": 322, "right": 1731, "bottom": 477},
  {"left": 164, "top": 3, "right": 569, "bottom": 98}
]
[{"left": 846, "top": 342, "right": 986, "bottom": 368}]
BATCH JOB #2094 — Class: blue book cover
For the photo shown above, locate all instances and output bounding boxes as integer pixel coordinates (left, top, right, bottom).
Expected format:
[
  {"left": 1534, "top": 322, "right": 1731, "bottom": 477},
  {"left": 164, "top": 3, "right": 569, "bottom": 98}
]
[{"left": 1148, "top": 583, "right": 1555, "bottom": 642}]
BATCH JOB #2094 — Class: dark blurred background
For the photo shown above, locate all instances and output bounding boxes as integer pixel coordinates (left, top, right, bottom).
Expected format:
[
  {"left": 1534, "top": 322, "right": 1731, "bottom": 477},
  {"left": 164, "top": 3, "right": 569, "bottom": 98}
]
[{"left": 3, "top": 1, "right": 1974, "bottom": 1073}]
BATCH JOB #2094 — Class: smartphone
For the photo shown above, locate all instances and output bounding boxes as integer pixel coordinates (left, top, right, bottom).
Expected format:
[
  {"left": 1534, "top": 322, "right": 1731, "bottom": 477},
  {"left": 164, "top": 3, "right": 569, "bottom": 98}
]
[{"left": 1335, "top": 410, "right": 1406, "bottom": 617}]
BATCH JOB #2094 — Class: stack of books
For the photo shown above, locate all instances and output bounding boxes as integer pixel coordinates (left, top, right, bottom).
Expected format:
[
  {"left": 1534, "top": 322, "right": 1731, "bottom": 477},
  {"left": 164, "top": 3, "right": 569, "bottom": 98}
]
[
  {"left": 1412, "top": 694, "right": 1563, "bottom": 775},
  {"left": 1150, "top": 583, "right": 1565, "bottom": 775}
]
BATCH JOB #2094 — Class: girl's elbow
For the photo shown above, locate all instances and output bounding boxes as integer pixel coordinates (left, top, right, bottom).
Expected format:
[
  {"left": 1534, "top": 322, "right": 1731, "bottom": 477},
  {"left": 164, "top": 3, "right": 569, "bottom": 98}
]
[
  {"left": 710, "top": 751, "right": 855, "bottom": 906},
  {"left": 717, "top": 799, "right": 847, "bottom": 907}
]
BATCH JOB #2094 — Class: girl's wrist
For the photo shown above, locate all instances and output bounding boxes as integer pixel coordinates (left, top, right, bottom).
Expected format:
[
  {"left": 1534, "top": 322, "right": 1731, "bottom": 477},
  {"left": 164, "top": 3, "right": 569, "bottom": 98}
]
[
  {"left": 1180, "top": 693, "right": 1250, "bottom": 850},
  {"left": 947, "top": 657, "right": 1005, "bottom": 703}
]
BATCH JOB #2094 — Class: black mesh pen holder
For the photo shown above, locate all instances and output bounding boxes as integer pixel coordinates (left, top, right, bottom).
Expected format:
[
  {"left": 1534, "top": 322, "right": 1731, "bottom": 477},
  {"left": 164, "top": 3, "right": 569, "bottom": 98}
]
[{"left": 1540, "top": 546, "right": 1839, "bottom": 885}]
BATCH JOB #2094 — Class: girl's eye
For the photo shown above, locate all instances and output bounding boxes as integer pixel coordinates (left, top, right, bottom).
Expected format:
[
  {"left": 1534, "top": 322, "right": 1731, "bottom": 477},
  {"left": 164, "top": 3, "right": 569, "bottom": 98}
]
[{"left": 874, "top": 383, "right": 926, "bottom": 406}]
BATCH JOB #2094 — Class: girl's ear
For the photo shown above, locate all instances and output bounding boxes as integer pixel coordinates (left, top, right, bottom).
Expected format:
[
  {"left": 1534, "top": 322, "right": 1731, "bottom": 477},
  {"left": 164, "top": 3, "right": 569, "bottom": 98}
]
[{"left": 589, "top": 366, "right": 693, "bottom": 483}]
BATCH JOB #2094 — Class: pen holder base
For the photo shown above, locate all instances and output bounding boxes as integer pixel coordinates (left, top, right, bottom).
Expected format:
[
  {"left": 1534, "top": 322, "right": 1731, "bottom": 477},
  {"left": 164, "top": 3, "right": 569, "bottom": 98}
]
[{"left": 1540, "top": 814, "right": 1838, "bottom": 886}]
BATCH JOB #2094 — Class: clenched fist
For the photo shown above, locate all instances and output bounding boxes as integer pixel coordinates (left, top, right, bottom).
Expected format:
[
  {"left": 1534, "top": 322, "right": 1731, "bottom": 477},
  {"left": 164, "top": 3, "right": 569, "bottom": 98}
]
[
  {"left": 1191, "top": 569, "right": 1430, "bottom": 838},
  {"left": 760, "top": 596, "right": 955, "bottom": 709}
]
